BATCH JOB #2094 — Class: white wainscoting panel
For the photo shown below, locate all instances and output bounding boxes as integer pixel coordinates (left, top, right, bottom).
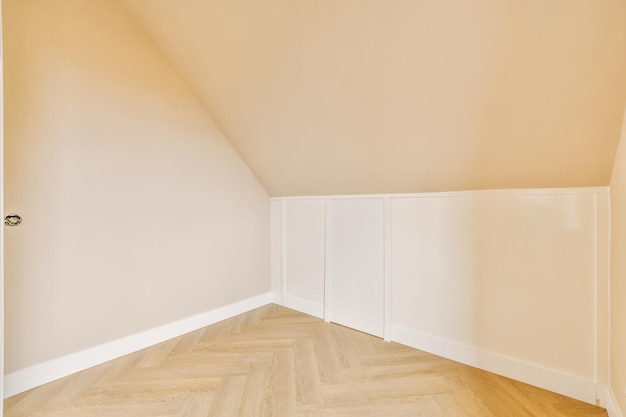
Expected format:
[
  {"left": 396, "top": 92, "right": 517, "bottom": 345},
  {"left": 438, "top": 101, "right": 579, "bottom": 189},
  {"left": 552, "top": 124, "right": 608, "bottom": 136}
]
[
  {"left": 270, "top": 187, "right": 609, "bottom": 405},
  {"left": 391, "top": 192, "right": 598, "bottom": 386},
  {"left": 328, "top": 198, "right": 384, "bottom": 337},
  {"left": 270, "top": 200, "right": 283, "bottom": 304},
  {"left": 282, "top": 199, "right": 326, "bottom": 318}
]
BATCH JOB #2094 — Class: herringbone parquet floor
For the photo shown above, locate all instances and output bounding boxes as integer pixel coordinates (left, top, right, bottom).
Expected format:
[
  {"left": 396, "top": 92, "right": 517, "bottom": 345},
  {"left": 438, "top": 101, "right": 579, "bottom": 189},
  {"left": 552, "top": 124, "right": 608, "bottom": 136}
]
[{"left": 4, "top": 304, "right": 608, "bottom": 417}]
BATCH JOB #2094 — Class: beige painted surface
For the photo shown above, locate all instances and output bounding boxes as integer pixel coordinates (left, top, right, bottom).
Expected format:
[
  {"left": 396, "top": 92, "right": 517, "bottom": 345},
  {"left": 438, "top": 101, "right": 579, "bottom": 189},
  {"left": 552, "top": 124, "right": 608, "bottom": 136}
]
[
  {"left": 3, "top": 0, "right": 269, "bottom": 373},
  {"left": 610, "top": 107, "right": 626, "bottom": 415},
  {"left": 122, "top": 0, "right": 626, "bottom": 196}
]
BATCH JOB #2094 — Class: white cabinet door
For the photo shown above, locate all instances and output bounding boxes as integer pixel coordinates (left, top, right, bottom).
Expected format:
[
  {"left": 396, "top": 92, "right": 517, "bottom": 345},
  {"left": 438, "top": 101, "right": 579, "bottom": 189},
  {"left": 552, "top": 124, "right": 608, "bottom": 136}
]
[{"left": 329, "top": 199, "right": 384, "bottom": 337}]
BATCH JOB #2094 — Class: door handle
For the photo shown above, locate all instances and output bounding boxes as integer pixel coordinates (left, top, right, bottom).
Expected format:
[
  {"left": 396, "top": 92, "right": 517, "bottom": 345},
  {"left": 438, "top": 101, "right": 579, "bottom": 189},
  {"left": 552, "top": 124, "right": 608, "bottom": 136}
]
[{"left": 4, "top": 214, "right": 22, "bottom": 227}]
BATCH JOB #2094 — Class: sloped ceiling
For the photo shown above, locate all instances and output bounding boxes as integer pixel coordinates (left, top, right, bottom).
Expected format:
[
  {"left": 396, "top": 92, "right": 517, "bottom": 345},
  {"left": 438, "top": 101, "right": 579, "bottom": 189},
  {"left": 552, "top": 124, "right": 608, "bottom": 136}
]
[{"left": 121, "top": 0, "right": 626, "bottom": 196}]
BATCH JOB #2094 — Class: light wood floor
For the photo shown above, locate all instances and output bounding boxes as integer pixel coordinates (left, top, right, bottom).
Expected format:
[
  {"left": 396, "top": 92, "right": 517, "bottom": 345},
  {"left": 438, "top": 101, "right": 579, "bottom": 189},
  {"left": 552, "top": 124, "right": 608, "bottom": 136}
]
[{"left": 4, "top": 304, "right": 607, "bottom": 417}]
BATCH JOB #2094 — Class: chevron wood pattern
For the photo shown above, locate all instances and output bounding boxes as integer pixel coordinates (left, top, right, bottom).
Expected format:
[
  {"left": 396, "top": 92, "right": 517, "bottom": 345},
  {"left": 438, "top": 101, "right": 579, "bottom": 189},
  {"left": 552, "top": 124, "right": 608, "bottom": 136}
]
[{"left": 4, "top": 304, "right": 607, "bottom": 417}]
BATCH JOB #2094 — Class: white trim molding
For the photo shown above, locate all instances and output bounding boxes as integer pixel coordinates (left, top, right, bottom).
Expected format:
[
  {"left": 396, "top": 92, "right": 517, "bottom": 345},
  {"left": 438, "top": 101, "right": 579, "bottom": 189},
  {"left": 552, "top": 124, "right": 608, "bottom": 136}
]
[
  {"left": 324, "top": 199, "right": 333, "bottom": 323},
  {"left": 269, "top": 186, "right": 610, "bottom": 202},
  {"left": 383, "top": 197, "right": 393, "bottom": 342},
  {"left": 282, "top": 295, "right": 324, "bottom": 319},
  {"left": 4, "top": 293, "right": 273, "bottom": 398},
  {"left": 270, "top": 200, "right": 284, "bottom": 305},
  {"left": 602, "top": 387, "right": 625, "bottom": 417},
  {"left": 392, "top": 325, "right": 597, "bottom": 405}
]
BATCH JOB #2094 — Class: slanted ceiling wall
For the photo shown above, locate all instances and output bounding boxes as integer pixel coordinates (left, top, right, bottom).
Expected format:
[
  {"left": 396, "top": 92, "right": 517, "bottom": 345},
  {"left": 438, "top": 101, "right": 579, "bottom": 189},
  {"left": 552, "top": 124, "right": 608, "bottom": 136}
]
[{"left": 122, "top": 0, "right": 626, "bottom": 196}]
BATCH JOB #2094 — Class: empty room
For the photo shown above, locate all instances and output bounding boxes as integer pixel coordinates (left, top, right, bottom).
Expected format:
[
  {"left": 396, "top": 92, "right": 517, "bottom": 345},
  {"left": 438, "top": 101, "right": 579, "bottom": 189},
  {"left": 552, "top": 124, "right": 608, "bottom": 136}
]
[{"left": 2, "top": 0, "right": 626, "bottom": 416}]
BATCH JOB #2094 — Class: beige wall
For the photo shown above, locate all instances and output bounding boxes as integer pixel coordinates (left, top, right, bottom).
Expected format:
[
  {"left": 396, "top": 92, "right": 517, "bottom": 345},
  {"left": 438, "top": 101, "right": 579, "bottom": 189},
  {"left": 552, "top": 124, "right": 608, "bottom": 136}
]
[
  {"left": 123, "top": 0, "right": 626, "bottom": 196},
  {"left": 3, "top": 0, "right": 269, "bottom": 373},
  {"left": 610, "top": 107, "right": 626, "bottom": 415}
]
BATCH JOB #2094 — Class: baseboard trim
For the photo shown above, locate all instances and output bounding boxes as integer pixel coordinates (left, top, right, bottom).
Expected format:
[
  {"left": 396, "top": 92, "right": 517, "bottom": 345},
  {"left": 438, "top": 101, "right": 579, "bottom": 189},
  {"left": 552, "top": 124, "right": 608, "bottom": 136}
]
[
  {"left": 4, "top": 292, "right": 273, "bottom": 398},
  {"left": 282, "top": 295, "right": 324, "bottom": 319},
  {"left": 392, "top": 325, "right": 597, "bottom": 405},
  {"left": 603, "top": 386, "right": 624, "bottom": 417}
]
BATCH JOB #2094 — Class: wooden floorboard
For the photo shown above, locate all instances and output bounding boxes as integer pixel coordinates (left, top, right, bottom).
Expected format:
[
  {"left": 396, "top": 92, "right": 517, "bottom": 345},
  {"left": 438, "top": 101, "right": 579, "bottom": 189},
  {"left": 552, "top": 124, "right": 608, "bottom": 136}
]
[{"left": 4, "top": 304, "right": 608, "bottom": 417}]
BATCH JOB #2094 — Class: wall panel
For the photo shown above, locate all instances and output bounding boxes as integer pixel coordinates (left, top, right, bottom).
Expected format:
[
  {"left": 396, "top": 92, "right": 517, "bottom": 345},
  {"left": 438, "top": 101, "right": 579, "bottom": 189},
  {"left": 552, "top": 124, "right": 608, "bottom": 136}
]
[
  {"left": 391, "top": 193, "right": 597, "bottom": 385},
  {"left": 283, "top": 199, "right": 326, "bottom": 317},
  {"left": 271, "top": 187, "right": 609, "bottom": 404},
  {"left": 329, "top": 199, "right": 384, "bottom": 337}
]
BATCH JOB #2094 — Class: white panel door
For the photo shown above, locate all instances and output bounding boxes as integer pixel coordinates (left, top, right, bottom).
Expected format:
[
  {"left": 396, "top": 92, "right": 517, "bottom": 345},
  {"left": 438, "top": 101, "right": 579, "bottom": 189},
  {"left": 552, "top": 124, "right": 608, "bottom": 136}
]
[
  {"left": 283, "top": 199, "right": 326, "bottom": 318},
  {"left": 329, "top": 198, "right": 384, "bottom": 337}
]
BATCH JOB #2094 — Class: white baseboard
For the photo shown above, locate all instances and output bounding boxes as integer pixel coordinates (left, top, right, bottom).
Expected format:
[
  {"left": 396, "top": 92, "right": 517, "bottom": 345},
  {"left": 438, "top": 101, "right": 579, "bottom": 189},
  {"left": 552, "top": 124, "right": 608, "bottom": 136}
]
[
  {"left": 281, "top": 295, "right": 324, "bottom": 319},
  {"left": 392, "top": 325, "right": 597, "bottom": 405},
  {"left": 603, "top": 386, "right": 624, "bottom": 417},
  {"left": 4, "top": 292, "right": 273, "bottom": 398}
]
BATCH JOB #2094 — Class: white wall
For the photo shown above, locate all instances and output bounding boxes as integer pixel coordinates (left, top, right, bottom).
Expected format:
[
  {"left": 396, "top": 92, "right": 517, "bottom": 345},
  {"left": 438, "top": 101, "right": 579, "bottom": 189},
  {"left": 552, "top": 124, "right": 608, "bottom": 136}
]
[
  {"left": 609, "top": 106, "right": 626, "bottom": 417},
  {"left": 3, "top": 0, "right": 270, "bottom": 381},
  {"left": 272, "top": 187, "right": 609, "bottom": 405},
  {"left": 282, "top": 199, "right": 326, "bottom": 317}
]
